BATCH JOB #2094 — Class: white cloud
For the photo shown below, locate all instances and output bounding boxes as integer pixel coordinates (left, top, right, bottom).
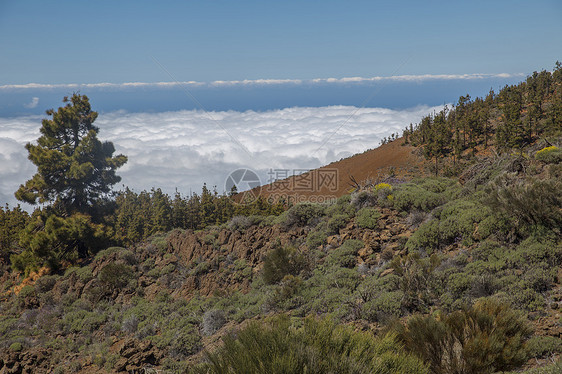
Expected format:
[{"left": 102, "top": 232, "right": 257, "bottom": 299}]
[
  {"left": 0, "top": 105, "right": 443, "bottom": 209},
  {"left": 0, "top": 73, "right": 524, "bottom": 91},
  {"left": 23, "top": 97, "right": 39, "bottom": 108}
]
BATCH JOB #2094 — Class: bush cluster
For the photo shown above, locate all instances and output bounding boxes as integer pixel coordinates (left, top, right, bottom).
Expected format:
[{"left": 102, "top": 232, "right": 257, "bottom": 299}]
[{"left": 193, "top": 316, "right": 428, "bottom": 374}]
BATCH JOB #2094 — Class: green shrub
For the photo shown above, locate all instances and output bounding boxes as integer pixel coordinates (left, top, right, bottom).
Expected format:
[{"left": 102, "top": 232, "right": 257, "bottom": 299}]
[
  {"left": 122, "top": 297, "right": 201, "bottom": 359},
  {"left": 505, "top": 360, "right": 562, "bottom": 374},
  {"left": 357, "top": 274, "right": 401, "bottom": 302},
  {"left": 446, "top": 272, "right": 473, "bottom": 299},
  {"left": 193, "top": 315, "right": 428, "bottom": 374},
  {"left": 94, "top": 246, "right": 126, "bottom": 261},
  {"left": 227, "top": 216, "right": 253, "bottom": 232},
  {"left": 306, "top": 230, "right": 328, "bottom": 249},
  {"left": 437, "top": 200, "right": 489, "bottom": 246},
  {"left": 273, "top": 275, "right": 303, "bottom": 307},
  {"left": 325, "top": 195, "right": 355, "bottom": 217},
  {"left": 191, "top": 261, "right": 210, "bottom": 276},
  {"left": 523, "top": 264, "right": 556, "bottom": 292},
  {"left": 325, "top": 240, "right": 363, "bottom": 268},
  {"left": 390, "top": 253, "right": 440, "bottom": 311},
  {"left": 394, "top": 298, "right": 532, "bottom": 374},
  {"left": 35, "top": 274, "right": 59, "bottom": 293},
  {"left": 361, "top": 290, "right": 404, "bottom": 322},
  {"left": 151, "top": 235, "right": 168, "bottom": 251},
  {"left": 98, "top": 263, "right": 135, "bottom": 290},
  {"left": 62, "top": 308, "right": 108, "bottom": 334},
  {"left": 297, "top": 266, "right": 361, "bottom": 318},
  {"left": 477, "top": 214, "right": 512, "bottom": 240},
  {"left": 262, "top": 244, "right": 305, "bottom": 285},
  {"left": 326, "top": 214, "right": 349, "bottom": 234},
  {"left": 282, "top": 203, "right": 325, "bottom": 227},
  {"left": 526, "top": 335, "right": 562, "bottom": 358},
  {"left": 9, "top": 342, "right": 23, "bottom": 352},
  {"left": 64, "top": 265, "right": 94, "bottom": 284},
  {"left": 355, "top": 207, "right": 381, "bottom": 229},
  {"left": 393, "top": 178, "right": 457, "bottom": 213},
  {"left": 405, "top": 219, "right": 440, "bottom": 252},
  {"left": 203, "top": 233, "right": 217, "bottom": 245},
  {"left": 484, "top": 174, "right": 562, "bottom": 233},
  {"left": 18, "top": 284, "right": 36, "bottom": 299}
]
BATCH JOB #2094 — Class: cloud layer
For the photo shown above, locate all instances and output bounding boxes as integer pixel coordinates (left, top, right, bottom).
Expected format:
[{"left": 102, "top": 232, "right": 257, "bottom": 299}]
[
  {"left": 0, "top": 105, "right": 442, "bottom": 208},
  {"left": 0, "top": 73, "right": 523, "bottom": 91}
]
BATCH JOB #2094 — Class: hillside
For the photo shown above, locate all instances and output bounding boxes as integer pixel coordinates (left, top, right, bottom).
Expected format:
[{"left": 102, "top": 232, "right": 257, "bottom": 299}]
[
  {"left": 1, "top": 65, "right": 562, "bottom": 373},
  {"left": 248, "top": 139, "right": 425, "bottom": 203}
]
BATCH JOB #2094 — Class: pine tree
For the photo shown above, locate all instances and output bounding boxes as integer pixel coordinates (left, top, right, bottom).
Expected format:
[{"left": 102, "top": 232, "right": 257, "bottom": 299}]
[
  {"left": 0, "top": 204, "right": 29, "bottom": 260},
  {"left": 15, "top": 94, "right": 127, "bottom": 215},
  {"left": 11, "top": 94, "right": 127, "bottom": 270}
]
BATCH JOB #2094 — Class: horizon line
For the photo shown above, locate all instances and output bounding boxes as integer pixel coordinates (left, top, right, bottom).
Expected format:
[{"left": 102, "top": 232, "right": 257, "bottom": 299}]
[{"left": 0, "top": 72, "right": 525, "bottom": 91}]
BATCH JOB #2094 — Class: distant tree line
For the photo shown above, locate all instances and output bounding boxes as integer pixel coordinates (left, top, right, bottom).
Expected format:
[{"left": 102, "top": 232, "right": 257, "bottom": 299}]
[
  {"left": 110, "top": 186, "right": 284, "bottom": 246},
  {"left": 404, "top": 62, "right": 562, "bottom": 173}
]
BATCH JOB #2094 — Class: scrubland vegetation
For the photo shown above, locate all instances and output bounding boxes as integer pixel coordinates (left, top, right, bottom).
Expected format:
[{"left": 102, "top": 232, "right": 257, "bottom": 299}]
[{"left": 1, "top": 64, "right": 561, "bottom": 373}]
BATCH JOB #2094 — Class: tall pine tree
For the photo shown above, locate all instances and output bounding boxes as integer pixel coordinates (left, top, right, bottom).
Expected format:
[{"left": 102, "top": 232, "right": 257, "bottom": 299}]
[
  {"left": 12, "top": 94, "right": 127, "bottom": 270},
  {"left": 15, "top": 94, "right": 127, "bottom": 215}
]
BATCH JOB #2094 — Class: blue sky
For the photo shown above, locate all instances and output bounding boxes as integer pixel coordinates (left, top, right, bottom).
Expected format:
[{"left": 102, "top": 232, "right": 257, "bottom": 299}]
[{"left": 1, "top": 0, "right": 561, "bottom": 85}]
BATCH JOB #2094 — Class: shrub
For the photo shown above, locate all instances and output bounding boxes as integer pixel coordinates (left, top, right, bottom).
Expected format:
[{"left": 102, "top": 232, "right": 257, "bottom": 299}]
[
  {"left": 121, "top": 314, "right": 139, "bottom": 334},
  {"left": 526, "top": 335, "right": 562, "bottom": 358},
  {"left": 374, "top": 182, "right": 394, "bottom": 202},
  {"left": 523, "top": 263, "right": 556, "bottom": 292},
  {"left": 306, "top": 230, "right": 328, "bottom": 249},
  {"left": 405, "top": 219, "right": 440, "bottom": 252},
  {"left": 506, "top": 360, "right": 562, "bottom": 374},
  {"left": 407, "top": 211, "right": 428, "bottom": 229},
  {"left": 9, "top": 342, "right": 23, "bottom": 352},
  {"left": 394, "top": 298, "right": 532, "bottom": 374},
  {"left": 393, "top": 178, "right": 456, "bottom": 213},
  {"left": 535, "top": 145, "right": 562, "bottom": 164},
  {"left": 298, "top": 267, "right": 361, "bottom": 318},
  {"left": 326, "top": 214, "right": 349, "bottom": 234},
  {"left": 361, "top": 290, "right": 404, "bottom": 322},
  {"left": 477, "top": 214, "right": 511, "bottom": 240},
  {"left": 194, "top": 315, "right": 428, "bottom": 374},
  {"left": 325, "top": 240, "right": 363, "bottom": 268},
  {"left": 98, "top": 263, "right": 135, "bottom": 291},
  {"left": 438, "top": 200, "right": 489, "bottom": 246},
  {"left": 201, "top": 309, "right": 226, "bottom": 336},
  {"left": 282, "top": 203, "right": 326, "bottom": 227},
  {"left": 151, "top": 235, "right": 168, "bottom": 251},
  {"left": 350, "top": 191, "right": 377, "bottom": 209},
  {"left": 391, "top": 253, "right": 440, "bottom": 311},
  {"left": 262, "top": 244, "right": 305, "bottom": 284},
  {"left": 355, "top": 208, "right": 381, "bottom": 229},
  {"left": 191, "top": 261, "right": 210, "bottom": 276},
  {"left": 325, "top": 195, "right": 355, "bottom": 217},
  {"left": 94, "top": 246, "right": 126, "bottom": 261},
  {"left": 228, "top": 216, "right": 253, "bottom": 232},
  {"left": 484, "top": 174, "right": 562, "bottom": 233},
  {"left": 35, "top": 274, "right": 59, "bottom": 293}
]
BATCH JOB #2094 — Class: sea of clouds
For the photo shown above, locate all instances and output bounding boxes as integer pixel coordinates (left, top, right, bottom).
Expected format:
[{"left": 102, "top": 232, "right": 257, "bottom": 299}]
[{"left": 0, "top": 105, "right": 443, "bottom": 209}]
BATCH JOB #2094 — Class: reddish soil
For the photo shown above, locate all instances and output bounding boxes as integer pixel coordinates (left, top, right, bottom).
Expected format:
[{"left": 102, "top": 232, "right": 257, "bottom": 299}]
[{"left": 241, "top": 138, "right": 425, "bottom": 204}]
